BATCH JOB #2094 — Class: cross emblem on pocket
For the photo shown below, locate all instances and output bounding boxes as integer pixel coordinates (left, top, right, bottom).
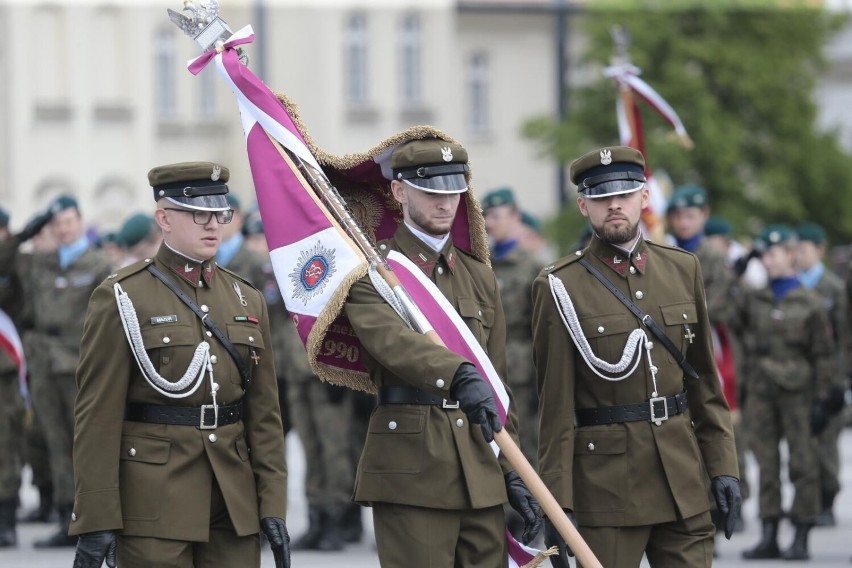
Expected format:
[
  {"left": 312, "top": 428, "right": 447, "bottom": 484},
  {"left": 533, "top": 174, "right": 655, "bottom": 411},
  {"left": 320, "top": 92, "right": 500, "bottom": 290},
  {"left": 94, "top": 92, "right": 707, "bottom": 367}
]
[{"left": 683, "top": 324, "right": 695, "bottom": 344}]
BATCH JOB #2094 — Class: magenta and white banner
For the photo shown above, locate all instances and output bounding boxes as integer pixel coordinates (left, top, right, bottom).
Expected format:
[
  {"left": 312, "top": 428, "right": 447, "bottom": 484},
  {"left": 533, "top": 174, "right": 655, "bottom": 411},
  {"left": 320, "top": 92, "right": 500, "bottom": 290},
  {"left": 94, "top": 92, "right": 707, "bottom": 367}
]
[{"left": 0, "top": 309, "right": 27, "bottom": 403}]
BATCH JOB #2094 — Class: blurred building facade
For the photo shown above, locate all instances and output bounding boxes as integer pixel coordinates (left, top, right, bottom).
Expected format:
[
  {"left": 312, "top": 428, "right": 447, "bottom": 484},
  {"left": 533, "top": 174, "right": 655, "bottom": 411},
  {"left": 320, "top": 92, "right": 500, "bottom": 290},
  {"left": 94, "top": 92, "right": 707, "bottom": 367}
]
[{"left": 0, "top": 0, "right": 587, "bottom": 234}]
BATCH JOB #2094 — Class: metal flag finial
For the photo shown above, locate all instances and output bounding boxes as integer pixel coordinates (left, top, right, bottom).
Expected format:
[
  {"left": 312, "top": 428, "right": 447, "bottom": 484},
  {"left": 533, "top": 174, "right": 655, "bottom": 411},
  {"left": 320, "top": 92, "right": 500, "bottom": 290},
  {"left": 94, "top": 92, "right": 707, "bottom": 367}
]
[{"left": 167, "top": 0, "right": 232, "bottom": 51}]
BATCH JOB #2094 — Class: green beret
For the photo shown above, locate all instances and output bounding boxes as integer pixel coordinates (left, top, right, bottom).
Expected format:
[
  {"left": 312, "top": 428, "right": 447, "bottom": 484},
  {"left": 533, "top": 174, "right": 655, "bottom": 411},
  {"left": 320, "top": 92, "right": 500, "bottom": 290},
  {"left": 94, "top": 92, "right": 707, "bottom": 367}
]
[
  {"left": 117, "top": 213, "right": 154, "bottom": 248},
  {"left": 481, "top": 187, "right": 516, "bottom": 211},
  {"left": 521, "top": 211, "right": 542, "bottom": 234},
  {"left": 0, "top": 207, "right": 8, "bottom": 228},
  {"left": 667, "top": 184, "right": 708, "bottom": 212},
  {"left": 704, "top": 216, "right": 732, "bottom": 237},
  {"left": 795, "top": 222, "right": 826, "bottom": 245},
  {"left": 570, "top": 146, "right": 646, "bottom": 198},
  {"left": 391, "top": 138, "right": 469, "bottom": 194},
  {"left": 226, "top": 193, "right": 242, "bottom": 211},
  {"left": 49, "top": 194, "right": 79, "bottom": 215},
  {"left": 756, "top": 224, "right": 796, "bottom": 251},
  {"left": 242, "top": 213, "right": 264, "bottom": 236},
  {"left": 148, "top": 161, "right": 230, "bottom": 211}
]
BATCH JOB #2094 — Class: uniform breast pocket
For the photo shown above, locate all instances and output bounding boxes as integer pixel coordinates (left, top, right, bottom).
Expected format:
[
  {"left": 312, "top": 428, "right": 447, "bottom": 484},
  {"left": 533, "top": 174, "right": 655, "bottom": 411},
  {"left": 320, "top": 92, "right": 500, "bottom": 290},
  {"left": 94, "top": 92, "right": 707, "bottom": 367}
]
[
  {"left": 226, "top": 323, "right": 265, "bottom": 385},
  {"left": 362, "top": 407, "right": 425, "bottom": 475},
  {"left": 572, "top": 428, "right": 627, "bottom": 513},
  {"left": 119, "top": 434, "right": 171, "bottom": 521},
  {"left": 661, "top": 302, "right": 699, "bottom": 357},
  {"left": 579, "top": 313, "right": 636, "bottom": 364},
  {"left": 458, "top": 297, "right": 495, "bottom": 347},
  {"left": 139, "top": 323, "right": 196, "bottom": 379}
]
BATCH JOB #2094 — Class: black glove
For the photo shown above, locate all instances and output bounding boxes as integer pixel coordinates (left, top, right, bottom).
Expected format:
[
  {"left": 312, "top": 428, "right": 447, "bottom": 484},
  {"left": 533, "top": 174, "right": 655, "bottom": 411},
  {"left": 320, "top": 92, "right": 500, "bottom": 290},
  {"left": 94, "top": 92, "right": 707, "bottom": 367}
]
[
  {"left": 544, "top": 509, "right": 577, "bottom": 568},
  {"left": 733, "top": 248, "right": 762, "bottom": 277},
  {"left": 811, "top": 399, "right": 830, "bottom": 436},
  {"left": 711, "top": 475, "right": 742, "bottom": 540},
  {"left": 72, "top": 530, "right": 116, "bottom": 568},
  {"left": 449, "top": 363, "right": 502, "bottom": 443},
  {"left": 505, "top": 471, "right": 543, "bottom": 544},
  {"left": 17, "top": 210, "right": 53, "bottom": 243},
  {"left": 260, "top": 517, "right": 291, "bottom": 568}
]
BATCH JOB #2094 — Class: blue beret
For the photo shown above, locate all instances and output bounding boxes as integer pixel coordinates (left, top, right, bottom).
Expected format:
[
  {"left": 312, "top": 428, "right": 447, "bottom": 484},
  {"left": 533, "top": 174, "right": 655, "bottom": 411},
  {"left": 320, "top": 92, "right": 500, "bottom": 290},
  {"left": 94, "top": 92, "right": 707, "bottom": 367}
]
[
  {"left": 704, "top": 216, "right": 732, "bottom": 237},
  {"left": 481, "top": 187, "right": 516, "bottom": 211},
  {"left": 795, "top": 222, "right": 826, "bottom": 245},
  {"left": 756, "top": 224, "right": 796, "bottom": 251},
  {"left": 49, "top": 194, "right": 79, "bottom": 215}
]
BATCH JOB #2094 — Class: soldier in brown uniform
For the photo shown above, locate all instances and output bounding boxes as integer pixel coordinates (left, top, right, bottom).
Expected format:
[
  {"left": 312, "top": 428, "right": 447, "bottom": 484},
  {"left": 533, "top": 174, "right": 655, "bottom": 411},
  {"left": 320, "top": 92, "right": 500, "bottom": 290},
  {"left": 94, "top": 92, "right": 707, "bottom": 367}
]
[
  {"left": 18, "top": 195, "right": 114, "bottom": 548},
  {"left": 69, "top": 162, "right": 290, "bottom": 568},
  {"left": 533, "top": 147, "right": 741, "bottom": 568},
  {"left": 794, "top": 222, "right": 848, "bottom": 527},
  {"left": 738, "top": 225, "right": 837, "bottom": 561},
  {"left": 343, "top": 138, "right": 542, "bottom": 567}
]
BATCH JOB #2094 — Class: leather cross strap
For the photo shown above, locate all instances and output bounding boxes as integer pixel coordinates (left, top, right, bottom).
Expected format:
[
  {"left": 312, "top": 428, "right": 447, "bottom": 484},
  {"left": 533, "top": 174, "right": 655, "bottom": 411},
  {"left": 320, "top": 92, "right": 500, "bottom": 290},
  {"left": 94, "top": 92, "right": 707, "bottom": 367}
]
[
  {"left": 146, "top": 264, "right": 251, "bottom": 391},
  {"left": 578, "top": 257, "right": 700, "bottom": 380}
]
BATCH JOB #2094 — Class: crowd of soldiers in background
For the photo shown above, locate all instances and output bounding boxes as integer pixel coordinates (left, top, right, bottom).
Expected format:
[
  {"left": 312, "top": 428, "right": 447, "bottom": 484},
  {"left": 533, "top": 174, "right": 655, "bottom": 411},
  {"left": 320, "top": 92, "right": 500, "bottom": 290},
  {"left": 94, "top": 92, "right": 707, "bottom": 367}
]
[{"left": 0, "top": 181, "right": 848, "bottom": 560}]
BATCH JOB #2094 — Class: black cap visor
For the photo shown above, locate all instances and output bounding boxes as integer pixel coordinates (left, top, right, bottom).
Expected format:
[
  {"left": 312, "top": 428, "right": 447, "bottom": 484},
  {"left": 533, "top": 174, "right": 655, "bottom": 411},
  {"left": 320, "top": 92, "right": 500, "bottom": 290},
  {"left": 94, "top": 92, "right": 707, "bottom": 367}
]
[{"left": 164, "top": 194, "right": 230, "bottom": 211}]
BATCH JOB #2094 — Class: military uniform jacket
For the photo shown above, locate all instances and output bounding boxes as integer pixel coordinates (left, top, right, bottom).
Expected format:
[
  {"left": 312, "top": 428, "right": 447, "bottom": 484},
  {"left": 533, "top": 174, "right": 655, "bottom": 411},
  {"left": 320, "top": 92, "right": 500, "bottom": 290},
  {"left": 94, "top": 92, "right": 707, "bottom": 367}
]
[
  {"left": 532, "top": 234, "right": 738, "bottom": 527},
  {"left": 738, "top": 285, "right": 837, "bottom": 398},
  {"left": 344, "top": 224, "right": 517, "bottom": 510},
  {"left": 813, "top": 268, "right": 847, "bottom": 378},
  {"left": 21, "top": 244, "right": 113, "bottom": 375},
  {"left": 70, "top": 244, "right": 287, "bottom": 541},
  {"left": 694, "top": 239, "right": 738, "bottom": 328}
]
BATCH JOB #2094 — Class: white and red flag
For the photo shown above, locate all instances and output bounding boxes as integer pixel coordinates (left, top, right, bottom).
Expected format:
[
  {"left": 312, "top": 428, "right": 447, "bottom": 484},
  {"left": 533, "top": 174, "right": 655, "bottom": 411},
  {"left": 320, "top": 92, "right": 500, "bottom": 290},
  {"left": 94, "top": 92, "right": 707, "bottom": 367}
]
[
  {"left": 0, "top": 308, "right": 27, "bottom": 403},
  {"left": 186, "top": 26, "right": 550, "bottom": 567},
  {"left": 604, "top": 62, "right": 692, "bottom": 238}
]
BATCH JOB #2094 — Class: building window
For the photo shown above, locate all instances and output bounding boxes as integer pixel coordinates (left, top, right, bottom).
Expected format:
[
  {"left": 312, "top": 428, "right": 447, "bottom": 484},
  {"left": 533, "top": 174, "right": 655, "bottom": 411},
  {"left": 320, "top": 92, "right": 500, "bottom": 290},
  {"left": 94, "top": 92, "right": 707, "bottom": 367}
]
[
  {"left": 400, "top": 14, "right": 422, "bottom": 106},
  {"left": 468, "top": 53, "right": 489, "bottom": 136},
  {"left": 33, "top": 6, "right": 67, "bottom": 102},
  {"left": 155, "top": 29, "right": 177, "bottom": 120},
  {"left": 199, "top": 66, "right": 216, "bottom": 120},
  {"left": 345, "top": 13, "right": 368, "bottom": 105},
  {"left": 92, "top": 6, "right": 121, "bottom": 102}
]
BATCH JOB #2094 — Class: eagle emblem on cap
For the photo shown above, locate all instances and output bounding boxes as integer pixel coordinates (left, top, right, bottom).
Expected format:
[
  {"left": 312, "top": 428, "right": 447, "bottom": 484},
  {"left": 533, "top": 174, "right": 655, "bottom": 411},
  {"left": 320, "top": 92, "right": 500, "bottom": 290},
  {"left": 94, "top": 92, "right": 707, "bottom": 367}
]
[
  {"left": 600, "top": 149, "right": 612, "bottom": 165},
  {"left": 211, "top": 164, "right": 221, "bottom": 181},
  {"left": 441, "top": 147, "right": 454, "bottom": 162}
]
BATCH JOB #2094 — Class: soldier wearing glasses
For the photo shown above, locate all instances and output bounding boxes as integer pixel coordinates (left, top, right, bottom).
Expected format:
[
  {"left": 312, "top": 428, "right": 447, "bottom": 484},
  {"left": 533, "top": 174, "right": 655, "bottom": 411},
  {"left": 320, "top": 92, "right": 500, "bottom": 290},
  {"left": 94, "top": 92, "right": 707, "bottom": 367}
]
[{"left": 70, "top": 162, "right": 290, "bottom": 568}]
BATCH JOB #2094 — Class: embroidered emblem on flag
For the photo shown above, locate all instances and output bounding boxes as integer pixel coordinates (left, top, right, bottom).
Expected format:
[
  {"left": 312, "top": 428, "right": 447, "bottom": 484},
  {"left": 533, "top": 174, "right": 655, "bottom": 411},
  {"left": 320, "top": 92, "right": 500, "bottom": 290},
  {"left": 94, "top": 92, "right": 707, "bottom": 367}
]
[{"left": 289, "top": 243, "right": 337, "bottom": 303}]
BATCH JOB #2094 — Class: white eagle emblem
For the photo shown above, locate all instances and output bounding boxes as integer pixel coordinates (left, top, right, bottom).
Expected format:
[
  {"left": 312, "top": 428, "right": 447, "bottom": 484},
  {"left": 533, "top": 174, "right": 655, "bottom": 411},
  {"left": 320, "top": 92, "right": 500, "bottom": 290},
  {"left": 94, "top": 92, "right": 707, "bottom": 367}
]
[
  {"left": 441, "top": 146, "right": 454, "bottom": 162},
  {"left": 211, "top": 164, "right": 221, "bottom": 181},
  {"left": 289, "top": 242, "right": 338, "bottom": 305},
  {"left": 600, "top": 149, "right": 612, "bottom": 165}
]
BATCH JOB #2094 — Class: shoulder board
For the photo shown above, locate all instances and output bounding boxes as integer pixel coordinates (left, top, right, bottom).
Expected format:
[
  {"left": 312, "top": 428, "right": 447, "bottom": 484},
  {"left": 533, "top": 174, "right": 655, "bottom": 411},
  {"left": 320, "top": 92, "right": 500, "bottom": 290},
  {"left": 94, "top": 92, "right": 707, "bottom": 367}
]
[
  {"left": 538, "top": 249, "right": 585, "bottom": 276},
  {"left": 217, "top": 264, "right": 257, "bottom": 289},
  {"left": 376, "top": 239, "right": 394, "bottom": 259},
  {"left": 102, "top": 259, "right": 151, "bottom": 283}
]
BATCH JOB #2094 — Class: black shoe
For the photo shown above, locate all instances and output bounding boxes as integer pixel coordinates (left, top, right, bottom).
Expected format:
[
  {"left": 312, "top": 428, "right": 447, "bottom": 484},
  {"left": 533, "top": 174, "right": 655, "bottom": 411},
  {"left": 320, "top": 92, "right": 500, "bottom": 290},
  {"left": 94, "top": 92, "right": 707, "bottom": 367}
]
[
  {"left": 742, "top": 519, "right": 781, "bottom": 560},
  {"left": 813, "top": 507, "right": 836, "bottom": 528},
  {"left": 291, "top": 505, "right": 323, "bottom": 551},
  {"left": 0, "top": 499, "right": 17, "bottom": 548},
  {"left": 339, "top": 503, "right": 363, "bottom": 544},
  {"left": 315, "top": 506, "right": 344, "bottom": 552},
  {"left": 33, "top": 504, "right": 76, "bottom": 549},
  {"left": 781, "top": 523, "right": 811, "bottom": 561}
]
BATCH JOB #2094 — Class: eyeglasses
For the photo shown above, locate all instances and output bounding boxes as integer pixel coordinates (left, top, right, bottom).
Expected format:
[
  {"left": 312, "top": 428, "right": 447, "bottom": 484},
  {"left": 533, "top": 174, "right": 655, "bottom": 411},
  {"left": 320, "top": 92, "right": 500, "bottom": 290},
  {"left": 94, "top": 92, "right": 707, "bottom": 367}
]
[{"left": 163, "top": 208, "right": 234, "bottom": 225}]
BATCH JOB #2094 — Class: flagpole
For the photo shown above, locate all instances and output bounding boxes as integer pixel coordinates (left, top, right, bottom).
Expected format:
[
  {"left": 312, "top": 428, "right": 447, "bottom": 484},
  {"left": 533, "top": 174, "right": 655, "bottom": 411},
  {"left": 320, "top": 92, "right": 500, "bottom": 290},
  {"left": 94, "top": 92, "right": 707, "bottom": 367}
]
[{"left": 285, "top": 149, "right": 604, "bottom": 568}]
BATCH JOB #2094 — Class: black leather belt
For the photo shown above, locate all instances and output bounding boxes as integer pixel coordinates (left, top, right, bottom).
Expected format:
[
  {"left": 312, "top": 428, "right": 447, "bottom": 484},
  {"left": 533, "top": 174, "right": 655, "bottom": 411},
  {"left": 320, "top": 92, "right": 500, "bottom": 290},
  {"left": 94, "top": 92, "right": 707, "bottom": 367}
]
[
  {"left": 377, "top": 386, "right": 459, "bottom": 409},
  {"left": 125, "top": 402, "right": 242, "bottom": 430},
  {"left": 575, "top": 392, "right": 688, "bottom": 427}
]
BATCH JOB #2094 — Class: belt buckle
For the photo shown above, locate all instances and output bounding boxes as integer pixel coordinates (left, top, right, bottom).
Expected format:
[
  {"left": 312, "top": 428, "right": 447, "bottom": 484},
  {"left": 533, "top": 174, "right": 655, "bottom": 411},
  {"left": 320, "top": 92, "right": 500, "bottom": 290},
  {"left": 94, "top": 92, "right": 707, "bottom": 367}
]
[
  {"left": 442, "top": 399, "right": 460, "bottom": 409},
  {"left": 199, "top": 404, "right": 218, "bottom": 429},
  {"left": 649, "top": 396, "right": 668, "bottom": 426}
]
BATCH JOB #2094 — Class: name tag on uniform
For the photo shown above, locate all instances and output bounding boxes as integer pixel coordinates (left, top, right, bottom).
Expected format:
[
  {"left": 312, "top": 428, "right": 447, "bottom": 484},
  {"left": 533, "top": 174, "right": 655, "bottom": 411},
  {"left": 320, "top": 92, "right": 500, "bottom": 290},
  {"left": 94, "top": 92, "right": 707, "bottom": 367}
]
[{"left": 150, "top": 315, "right": 178, "bottom": 325}]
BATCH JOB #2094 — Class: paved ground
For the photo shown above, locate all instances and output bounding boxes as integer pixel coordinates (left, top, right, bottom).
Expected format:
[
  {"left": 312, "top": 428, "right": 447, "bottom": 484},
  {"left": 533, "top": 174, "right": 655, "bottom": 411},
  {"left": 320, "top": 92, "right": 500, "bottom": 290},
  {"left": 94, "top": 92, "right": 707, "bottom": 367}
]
[{"left": 2, "top": 429, "right": 852, "bottom": 567}]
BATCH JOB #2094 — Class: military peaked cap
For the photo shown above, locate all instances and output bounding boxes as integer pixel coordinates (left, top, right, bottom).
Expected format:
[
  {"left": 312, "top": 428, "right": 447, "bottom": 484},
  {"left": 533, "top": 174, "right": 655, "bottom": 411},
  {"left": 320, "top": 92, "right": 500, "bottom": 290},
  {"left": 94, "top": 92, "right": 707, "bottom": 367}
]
[
  {"left": 570, "top": 146, "right": 646, "bottom": 198},
  {"left": 391, "top": 138, "right": 469, "bottom": 194},
  {"left": 149, "top": 161, "right": 230, "bottom": 211}
]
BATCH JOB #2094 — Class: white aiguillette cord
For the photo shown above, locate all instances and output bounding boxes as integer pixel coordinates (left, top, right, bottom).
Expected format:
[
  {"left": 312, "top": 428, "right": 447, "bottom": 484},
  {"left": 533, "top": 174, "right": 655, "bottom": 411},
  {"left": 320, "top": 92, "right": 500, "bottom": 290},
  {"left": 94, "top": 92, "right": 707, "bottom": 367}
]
[
  {"left": 548, "top": 274, "right": 661, "bottom": 395},
  {"left": 114, "top": 283, "right": 218, "bottom": 401}
]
